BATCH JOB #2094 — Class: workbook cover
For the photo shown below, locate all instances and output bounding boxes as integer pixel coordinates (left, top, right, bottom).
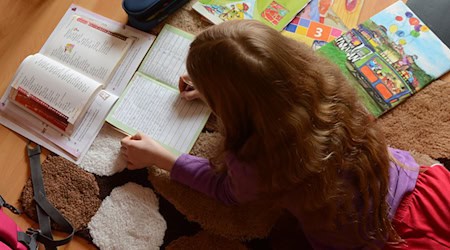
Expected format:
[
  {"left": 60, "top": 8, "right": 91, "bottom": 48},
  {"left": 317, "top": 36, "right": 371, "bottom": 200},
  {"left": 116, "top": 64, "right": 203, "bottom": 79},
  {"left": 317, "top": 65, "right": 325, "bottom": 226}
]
[
  {"left": 282, "top": 0, "right": 365, "bottom": 50},
  {"left": 192, "top": 0, "right": 311, "bottom": 31},
  {"left": 317, "top": 1, "right": 450, "bottom": 117}
]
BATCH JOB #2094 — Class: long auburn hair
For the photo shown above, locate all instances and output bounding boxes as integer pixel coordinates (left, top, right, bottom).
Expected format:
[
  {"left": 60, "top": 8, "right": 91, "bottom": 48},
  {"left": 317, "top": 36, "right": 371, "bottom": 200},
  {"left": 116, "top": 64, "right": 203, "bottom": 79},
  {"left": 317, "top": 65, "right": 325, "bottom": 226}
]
[{"left": 186, "top": 20, "right": 396, "bottom": 245}]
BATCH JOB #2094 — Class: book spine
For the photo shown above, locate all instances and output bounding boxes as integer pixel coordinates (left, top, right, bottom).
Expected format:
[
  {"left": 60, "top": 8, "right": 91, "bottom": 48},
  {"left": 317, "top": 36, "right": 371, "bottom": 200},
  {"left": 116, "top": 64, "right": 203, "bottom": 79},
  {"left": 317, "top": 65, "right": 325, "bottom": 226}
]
[{"left": 13, "top": 87, "right": 69, "bottom": 131}]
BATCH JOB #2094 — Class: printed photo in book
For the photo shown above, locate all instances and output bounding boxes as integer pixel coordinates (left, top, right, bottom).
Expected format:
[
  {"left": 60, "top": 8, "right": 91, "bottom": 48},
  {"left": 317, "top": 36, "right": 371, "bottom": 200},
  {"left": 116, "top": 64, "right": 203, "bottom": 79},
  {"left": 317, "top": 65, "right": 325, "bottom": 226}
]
[
  {"left": 0, "top": 5, "right": 155, "bottom": 163},
  {"left": 282, "top": 0, "right": 365, "bottom": 50},
  {"left": 317, "top": 1, "right": 450, "bottom": 117},
  {"left": 192, "top": 0, "right": 311, "bottom": 31},
  {"left": 106, "top": 24, "right": 211, "bottom": 156}
]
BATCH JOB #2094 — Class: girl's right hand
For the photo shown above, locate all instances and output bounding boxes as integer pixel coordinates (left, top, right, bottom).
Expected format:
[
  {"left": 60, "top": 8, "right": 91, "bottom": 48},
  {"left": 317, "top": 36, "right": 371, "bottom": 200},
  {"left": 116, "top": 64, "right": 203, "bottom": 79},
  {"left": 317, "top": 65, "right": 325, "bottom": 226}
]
[
  {"left": 178, "top": 74, "right": 202, "bottom": 101},
  {"left": 120, "top": 132, "right": 176, "bottom": 172}
]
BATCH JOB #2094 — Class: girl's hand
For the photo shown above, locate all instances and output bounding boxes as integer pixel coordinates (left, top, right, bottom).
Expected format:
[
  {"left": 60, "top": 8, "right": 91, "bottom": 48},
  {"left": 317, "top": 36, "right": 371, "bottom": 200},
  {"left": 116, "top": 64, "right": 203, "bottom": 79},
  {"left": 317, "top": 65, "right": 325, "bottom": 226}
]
[
  {"left": 120, "top": 132, "right": 176, "bottom": 171},
  {"left": 178, "top": 74, "right": 202, "bottom": 101}
]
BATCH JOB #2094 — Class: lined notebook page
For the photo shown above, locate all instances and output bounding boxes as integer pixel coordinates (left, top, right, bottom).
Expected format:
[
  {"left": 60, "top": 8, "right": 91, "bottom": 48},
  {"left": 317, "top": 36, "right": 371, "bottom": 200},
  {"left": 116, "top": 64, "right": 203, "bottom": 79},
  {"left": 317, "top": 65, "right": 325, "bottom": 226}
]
[
  {"left": 138, "top": 25, "right": 194, "bottom": 88},
  {"left": 107, "top": 73, "right": 210, "bottom": 154}
]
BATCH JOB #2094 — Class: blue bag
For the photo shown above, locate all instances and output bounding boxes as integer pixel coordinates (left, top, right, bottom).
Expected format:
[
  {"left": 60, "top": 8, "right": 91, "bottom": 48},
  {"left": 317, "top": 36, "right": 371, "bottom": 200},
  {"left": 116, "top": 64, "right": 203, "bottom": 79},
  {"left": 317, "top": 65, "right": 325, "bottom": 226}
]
[{"left": 123, "top": 0, "right": 190, "bottom": 31}]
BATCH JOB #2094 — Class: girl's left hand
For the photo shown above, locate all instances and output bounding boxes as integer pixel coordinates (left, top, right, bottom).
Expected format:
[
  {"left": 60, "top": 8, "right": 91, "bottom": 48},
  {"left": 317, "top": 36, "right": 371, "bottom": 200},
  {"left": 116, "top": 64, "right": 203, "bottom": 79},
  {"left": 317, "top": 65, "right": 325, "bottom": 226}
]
[{"left": 120, "top": 132, "right": 176, "bottom": 171}]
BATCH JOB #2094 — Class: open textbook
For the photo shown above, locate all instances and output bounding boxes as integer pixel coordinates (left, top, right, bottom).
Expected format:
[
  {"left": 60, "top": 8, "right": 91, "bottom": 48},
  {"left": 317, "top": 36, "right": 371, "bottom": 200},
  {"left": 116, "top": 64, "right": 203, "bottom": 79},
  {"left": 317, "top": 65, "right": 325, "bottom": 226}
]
[
  {"left": 0, "top": 5, "right": 155, "bottom": 163},
  {"left": 7, "top": 16, "right": 133, "bottom": 135},
  {"left": 317, "top": 1, "right": 450, "bottom": 117},
  {"left": 107, "top": 25, "right": 211, "bottom": 155}
]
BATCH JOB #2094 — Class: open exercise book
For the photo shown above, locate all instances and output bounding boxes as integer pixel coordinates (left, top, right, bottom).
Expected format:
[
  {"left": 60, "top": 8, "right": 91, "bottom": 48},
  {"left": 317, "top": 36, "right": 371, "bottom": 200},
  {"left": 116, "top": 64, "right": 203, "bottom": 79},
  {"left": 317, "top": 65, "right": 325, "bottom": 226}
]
[
  {"left": 192, "top": 0, "right": 311, "bottom": 31},
  {"left": 317, "top": 1, "right": 450, "bottom": 117},
  {"left": 106, "top": 25, "right": 211, "bottom": 155},
  {"left": 0, "top": 5, "right": 155, "bottom": 163}
]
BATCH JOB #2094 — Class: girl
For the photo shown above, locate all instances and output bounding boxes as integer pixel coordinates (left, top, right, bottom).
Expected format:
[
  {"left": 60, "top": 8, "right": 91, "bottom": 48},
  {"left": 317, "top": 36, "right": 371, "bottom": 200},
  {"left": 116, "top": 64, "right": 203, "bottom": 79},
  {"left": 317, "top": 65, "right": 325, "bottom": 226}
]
[{"left": 121, "top": 20, "right": 450, "bottom": 249}]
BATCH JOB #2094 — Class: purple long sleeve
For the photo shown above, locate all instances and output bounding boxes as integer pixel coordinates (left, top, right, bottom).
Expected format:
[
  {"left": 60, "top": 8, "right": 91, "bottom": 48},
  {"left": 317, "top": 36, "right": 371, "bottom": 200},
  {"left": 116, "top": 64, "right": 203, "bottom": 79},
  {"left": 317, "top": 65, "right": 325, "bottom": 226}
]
[
  {"left": 386, "top": 147, "right": 420, "bottom": 219},
  {"left": 170, "top": 153, "right": 260, "bottom": 205}
]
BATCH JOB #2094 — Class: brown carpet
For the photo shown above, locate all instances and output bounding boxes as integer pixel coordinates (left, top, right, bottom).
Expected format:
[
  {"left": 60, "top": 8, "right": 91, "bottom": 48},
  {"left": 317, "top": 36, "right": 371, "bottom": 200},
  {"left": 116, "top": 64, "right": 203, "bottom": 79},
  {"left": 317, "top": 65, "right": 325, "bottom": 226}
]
[
  {"left": 378, "top": 79, "right": 450, "bottom": 160},
  {"left": 20, "top": 155, "right": 101, "bottom": 233},
  {"left": 148, "top": 167, "right": 282, "bottom": 241}
]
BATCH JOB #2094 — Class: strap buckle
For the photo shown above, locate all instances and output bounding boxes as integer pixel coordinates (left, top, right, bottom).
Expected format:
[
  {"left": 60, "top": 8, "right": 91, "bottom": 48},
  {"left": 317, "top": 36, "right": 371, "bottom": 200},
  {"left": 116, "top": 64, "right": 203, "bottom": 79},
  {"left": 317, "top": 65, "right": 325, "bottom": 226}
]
[
  {"left": 17, "top": 228, "right": 39, "bottom": 250},
  {"left": 26, "top": 228, "right": 41, "bottom": 236}
]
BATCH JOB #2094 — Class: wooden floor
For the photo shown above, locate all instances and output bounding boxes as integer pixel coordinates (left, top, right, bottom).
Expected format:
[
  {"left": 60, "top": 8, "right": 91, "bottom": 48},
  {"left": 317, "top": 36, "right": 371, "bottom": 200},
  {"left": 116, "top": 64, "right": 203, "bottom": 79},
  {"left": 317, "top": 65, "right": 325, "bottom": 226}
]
[{"left": 0, "top": 0, "right": 447, "bottom": 249}]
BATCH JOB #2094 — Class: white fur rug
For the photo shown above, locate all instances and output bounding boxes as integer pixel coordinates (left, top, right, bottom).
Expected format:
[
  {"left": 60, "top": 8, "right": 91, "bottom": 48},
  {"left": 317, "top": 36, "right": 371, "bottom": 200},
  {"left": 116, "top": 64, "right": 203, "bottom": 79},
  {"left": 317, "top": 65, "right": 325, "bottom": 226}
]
[
  {"left": 79, "top": 124, "right": 127, "bottom": 176},
  {"left": 88, "top": 182, "right": 167, "bottom": 250}
]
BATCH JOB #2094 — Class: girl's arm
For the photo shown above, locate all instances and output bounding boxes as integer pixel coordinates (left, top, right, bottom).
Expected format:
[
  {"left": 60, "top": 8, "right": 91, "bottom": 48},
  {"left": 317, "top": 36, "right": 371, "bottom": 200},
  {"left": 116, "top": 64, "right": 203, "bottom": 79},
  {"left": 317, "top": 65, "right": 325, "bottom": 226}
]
[
  {"left": 170, "top": 154, "right": 259, "bottom": 205},
  {"left": 121, "top": 133, "right": 259, "bottom": 205}
]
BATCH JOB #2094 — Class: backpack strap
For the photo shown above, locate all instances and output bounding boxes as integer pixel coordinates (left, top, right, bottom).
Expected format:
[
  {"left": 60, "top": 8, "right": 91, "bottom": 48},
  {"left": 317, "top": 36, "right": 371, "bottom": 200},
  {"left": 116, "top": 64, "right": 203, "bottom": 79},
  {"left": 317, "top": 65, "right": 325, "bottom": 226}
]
[
  {"left": 26, "top": 142, "right": 74, "bottom": 249},
  {"left": 27, "top": 143, "right": 54, "bottom": 250},
  {"left": 30, "top": 192, "right": 74, "bottom": 247}
]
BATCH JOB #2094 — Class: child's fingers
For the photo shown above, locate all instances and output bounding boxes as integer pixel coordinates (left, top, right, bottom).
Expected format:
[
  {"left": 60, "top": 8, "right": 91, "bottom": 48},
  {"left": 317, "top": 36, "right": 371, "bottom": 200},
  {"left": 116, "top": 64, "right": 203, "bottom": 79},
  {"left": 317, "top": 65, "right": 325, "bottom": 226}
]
[
  {"left": 131, "top": 132, "right": 142, "bottom": 140},
  {"left": 179, "top": 75, "right": 193, "bottom": 92},
  {"left": 120, "top": 135, "right": 132, "bottom": 146},
  {"left": 178, "top": 77, "right": 188, "bottom": 93},
  {"left": 181, "top": 89, "right": 201, "bottom": 101}
]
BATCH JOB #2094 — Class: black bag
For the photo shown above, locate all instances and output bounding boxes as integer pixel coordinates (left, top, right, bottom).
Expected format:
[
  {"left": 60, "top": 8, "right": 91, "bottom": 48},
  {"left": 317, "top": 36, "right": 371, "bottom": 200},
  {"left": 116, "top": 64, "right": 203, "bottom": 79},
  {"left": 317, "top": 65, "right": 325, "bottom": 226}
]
[{"left": 123, "top": 0, "right": 190, "bottom": 31}]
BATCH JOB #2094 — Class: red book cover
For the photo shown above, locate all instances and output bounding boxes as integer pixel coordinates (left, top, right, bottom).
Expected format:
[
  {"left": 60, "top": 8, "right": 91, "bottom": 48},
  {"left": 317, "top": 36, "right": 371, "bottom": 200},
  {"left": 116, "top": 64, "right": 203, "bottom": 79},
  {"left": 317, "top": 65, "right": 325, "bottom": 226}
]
[{"left": 13, "top": 87, "right": 69, "bottom": 131}]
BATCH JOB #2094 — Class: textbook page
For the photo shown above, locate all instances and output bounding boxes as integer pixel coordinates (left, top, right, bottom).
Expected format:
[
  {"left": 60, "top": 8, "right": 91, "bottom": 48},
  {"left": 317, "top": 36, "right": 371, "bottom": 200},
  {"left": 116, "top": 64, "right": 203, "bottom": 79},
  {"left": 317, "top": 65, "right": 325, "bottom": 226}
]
[
  {"left": 41, "top": 15, "right": 134, "bottom": 85},
  {"left": 42, "top": 4, "right": 157, "bottom": 96},
  {"left": 138, "top": 24, "right": 195, "bottom": 88},
  {"left": 106, "top": 73, "right": 211, "bottom": 155},
  {"left": 0, "top": 5, "right": 155, "bottom": 164}
]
